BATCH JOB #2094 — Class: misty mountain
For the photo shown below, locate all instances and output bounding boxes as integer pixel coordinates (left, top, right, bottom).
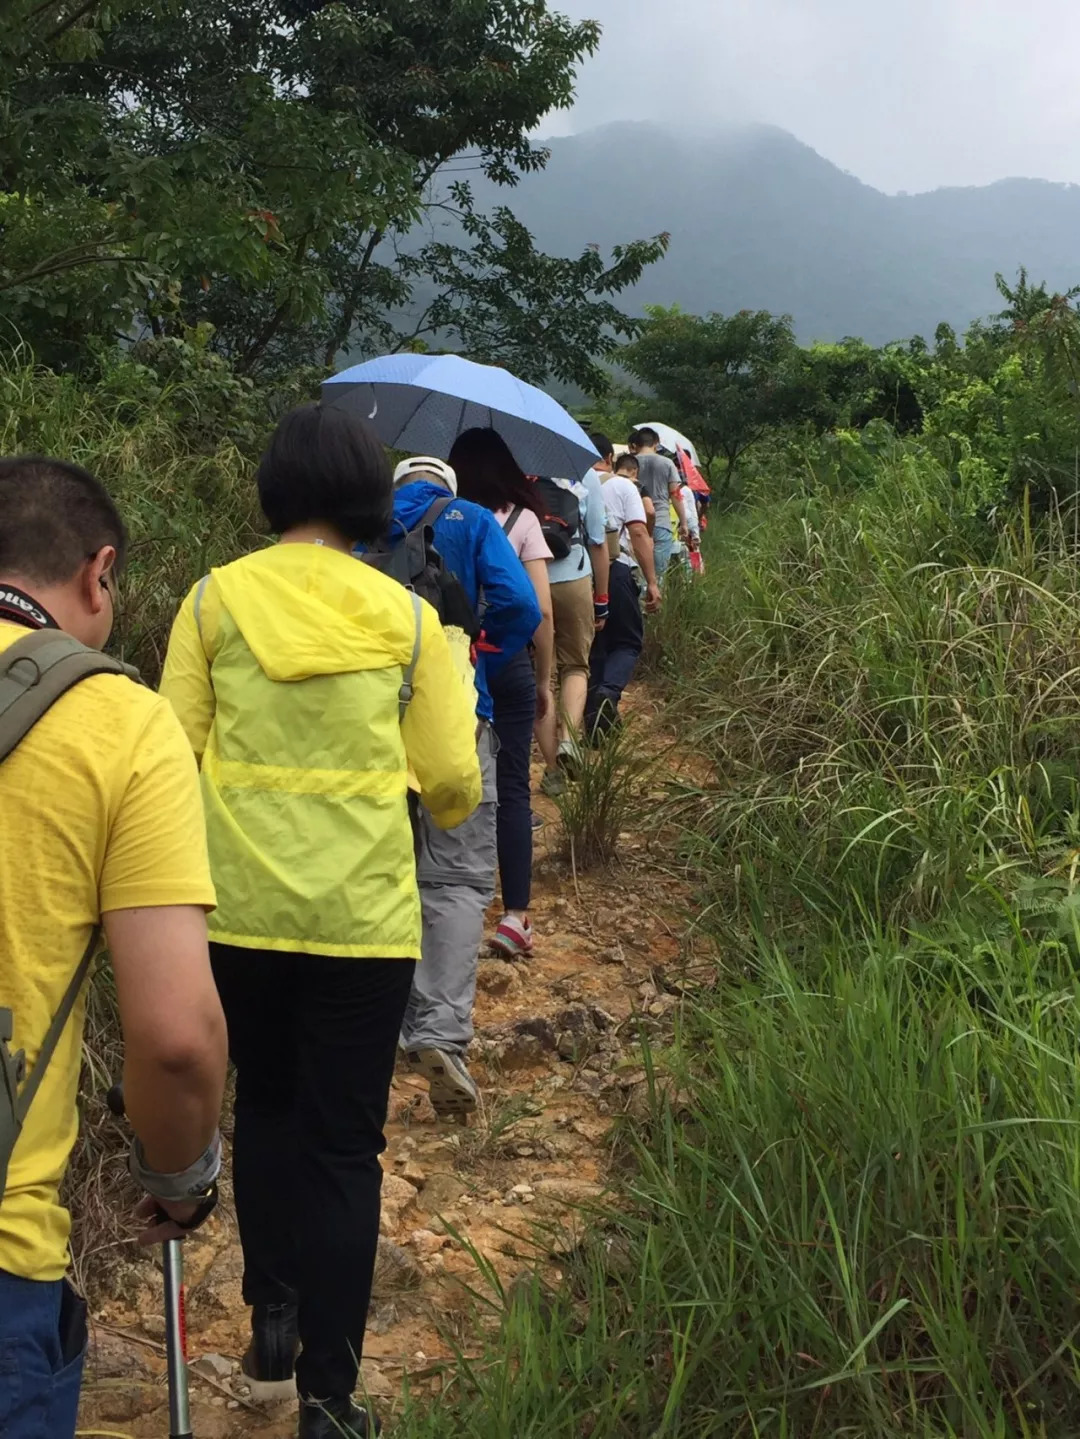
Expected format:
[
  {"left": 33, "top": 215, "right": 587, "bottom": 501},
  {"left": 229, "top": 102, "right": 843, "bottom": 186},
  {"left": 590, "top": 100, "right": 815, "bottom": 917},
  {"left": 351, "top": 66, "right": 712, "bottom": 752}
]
[{"left": 460, "top": 122, "right": 1080, "bottom": 344}]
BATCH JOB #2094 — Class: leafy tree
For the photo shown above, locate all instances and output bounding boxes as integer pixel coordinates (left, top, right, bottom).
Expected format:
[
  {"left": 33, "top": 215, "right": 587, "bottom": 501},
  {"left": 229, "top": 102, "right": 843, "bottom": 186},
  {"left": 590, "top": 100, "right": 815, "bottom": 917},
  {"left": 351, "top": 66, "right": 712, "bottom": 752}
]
[
  {"left": 622, "top": 307, "right": 801, "bottom": 486},
  {"left": 1, "top": 1, "right": 666, "bottom": 382}
]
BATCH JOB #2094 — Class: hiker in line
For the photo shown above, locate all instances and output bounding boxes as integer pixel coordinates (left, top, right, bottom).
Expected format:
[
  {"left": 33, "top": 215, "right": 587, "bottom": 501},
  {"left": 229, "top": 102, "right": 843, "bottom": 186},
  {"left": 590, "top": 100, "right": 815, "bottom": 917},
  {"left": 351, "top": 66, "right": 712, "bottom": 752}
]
[
  {"left": 161, "top": 406, "right": 480, "bottom": 1439},
  {"left": 533, "top": 465, "right": 610, "bottom": 794},
  {"left": 451, "top": 428, "right": 555, "bottom": 961},
  {"left": 670, "top": 472, "right": 702, "bottom": 571},
  {"left": 585, "top": 437, "right": 661, "bottom": 739},
  {"left": 378, "top": 448, "right": 541, "bottom": 1109},
  {"left": 628, "top": 427, "right": 688, "bottom": 582},
  {"left": 0, "top": 456, "right": 227, "bottom": 1439}
]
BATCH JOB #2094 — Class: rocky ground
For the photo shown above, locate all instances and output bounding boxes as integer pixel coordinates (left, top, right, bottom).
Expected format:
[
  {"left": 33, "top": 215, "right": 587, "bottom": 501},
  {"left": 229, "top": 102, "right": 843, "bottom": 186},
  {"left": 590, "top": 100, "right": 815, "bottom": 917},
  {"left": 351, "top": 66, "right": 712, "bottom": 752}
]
[{"left": 76, "top": 696, "right": 709, "bottom": 1438}]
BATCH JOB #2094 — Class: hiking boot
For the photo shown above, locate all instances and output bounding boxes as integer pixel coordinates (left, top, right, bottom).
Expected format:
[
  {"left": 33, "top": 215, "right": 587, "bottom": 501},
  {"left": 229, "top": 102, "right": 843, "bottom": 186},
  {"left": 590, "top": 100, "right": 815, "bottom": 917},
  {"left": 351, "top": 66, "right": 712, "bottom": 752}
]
[
  {"left": 241, "top": 1301, "right": 299, "bottom": 1403},
  {"left": 531, "top": 810, "right": 546, "bottom": 831},
  {"left": 540, "top": 768, "right": 565, "bottom": 798},
  {"left": 298, "top": 1396, "right": 381, "bottom": 1438},
  {"left": 490, "top": 914, "right": 534, "bottom": 960},
  {"left": 406, "top": 1047, "right": 479, "bottom": 1117}
]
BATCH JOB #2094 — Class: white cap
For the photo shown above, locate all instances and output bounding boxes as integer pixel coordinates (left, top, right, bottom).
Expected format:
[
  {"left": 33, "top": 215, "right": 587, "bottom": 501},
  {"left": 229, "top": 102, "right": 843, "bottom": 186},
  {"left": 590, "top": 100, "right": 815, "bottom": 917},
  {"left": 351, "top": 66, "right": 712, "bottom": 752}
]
[{"left": 393, "top": 455, "right": 457, "bottom": 495}]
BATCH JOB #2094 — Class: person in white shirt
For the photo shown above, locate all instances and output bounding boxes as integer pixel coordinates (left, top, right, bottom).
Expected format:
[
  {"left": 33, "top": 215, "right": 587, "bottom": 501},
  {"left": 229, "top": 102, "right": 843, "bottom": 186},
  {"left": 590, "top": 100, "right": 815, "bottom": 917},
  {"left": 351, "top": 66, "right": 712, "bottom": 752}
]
[{"left": 585, "top": 436, "right": 661, "bottom": 739}]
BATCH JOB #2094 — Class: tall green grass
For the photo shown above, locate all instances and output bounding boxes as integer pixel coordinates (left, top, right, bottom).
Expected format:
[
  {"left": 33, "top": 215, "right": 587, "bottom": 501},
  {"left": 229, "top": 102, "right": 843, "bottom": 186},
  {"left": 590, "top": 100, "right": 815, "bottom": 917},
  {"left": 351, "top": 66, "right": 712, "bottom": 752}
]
[{"left": 391, "top": 443, "right": 1080, "bottom": 1436}]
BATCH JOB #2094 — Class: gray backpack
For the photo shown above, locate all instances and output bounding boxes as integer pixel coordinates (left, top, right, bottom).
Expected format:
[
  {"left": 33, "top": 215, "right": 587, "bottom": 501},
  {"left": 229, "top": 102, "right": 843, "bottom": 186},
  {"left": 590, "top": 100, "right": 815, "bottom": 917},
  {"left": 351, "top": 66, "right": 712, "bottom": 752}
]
[{"left": 0, "top": 629, "right": 139, "bottom": 1201}]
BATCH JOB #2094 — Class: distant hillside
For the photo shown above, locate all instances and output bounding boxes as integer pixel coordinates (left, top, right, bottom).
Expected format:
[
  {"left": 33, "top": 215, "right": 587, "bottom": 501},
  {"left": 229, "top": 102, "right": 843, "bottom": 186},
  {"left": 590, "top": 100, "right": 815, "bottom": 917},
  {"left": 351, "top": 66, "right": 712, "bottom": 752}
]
[{"left": 459, "top": 122, "right": 1080, "bottom": 344}]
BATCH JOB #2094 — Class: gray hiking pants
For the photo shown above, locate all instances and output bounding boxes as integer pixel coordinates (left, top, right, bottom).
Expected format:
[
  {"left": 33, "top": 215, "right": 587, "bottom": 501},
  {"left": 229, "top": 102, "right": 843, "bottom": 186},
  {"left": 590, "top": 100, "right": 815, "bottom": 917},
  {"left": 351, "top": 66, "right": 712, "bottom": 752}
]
[{"left": 401, "top": 725, "right": 498, "bottom": 1056}]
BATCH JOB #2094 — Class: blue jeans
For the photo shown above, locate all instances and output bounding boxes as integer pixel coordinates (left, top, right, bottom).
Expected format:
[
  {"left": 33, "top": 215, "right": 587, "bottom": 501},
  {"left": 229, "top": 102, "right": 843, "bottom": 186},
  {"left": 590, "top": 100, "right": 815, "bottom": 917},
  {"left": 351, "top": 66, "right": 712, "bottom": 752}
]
[
  {"left": 0, "top": 1270, "right": 87, "bottom": 1439},
  {"left": 653, "top": 527, "right": 674, "bottom": 580}
]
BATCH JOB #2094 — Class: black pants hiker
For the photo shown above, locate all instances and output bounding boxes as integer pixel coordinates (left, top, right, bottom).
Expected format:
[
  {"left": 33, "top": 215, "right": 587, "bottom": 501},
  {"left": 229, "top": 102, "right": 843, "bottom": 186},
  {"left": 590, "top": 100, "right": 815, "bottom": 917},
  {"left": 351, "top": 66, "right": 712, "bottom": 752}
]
[
  {"left": 586, "top": 561, "right": 645, "bottom": 738},
  {"left": 210, "top": 944, "right": 415, "bottom": 1402},
  {"left": 489, "top": 648, "right": 536, "bottom": 913}
]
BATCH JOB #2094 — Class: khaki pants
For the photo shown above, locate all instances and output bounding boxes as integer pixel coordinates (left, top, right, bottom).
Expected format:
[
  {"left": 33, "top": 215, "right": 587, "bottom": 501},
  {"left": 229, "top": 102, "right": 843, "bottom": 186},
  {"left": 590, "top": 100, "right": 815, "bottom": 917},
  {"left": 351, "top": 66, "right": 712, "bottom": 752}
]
[{"left": 550, "top": 575, "right": 595, "bottom": 677}]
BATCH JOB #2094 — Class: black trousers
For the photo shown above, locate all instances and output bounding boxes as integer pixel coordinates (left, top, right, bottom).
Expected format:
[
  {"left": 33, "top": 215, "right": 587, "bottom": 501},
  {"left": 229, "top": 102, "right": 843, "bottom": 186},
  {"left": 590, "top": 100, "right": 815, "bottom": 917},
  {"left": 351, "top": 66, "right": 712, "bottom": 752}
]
[
  {"left": 489, "top": 649, "right": 536, "bottom": 913},
  {"left": 211, "top": 944, "right": 415, "bottom": 1401},
  {"left": 586, "top": 561, "right": 645, "bottom": 737}
]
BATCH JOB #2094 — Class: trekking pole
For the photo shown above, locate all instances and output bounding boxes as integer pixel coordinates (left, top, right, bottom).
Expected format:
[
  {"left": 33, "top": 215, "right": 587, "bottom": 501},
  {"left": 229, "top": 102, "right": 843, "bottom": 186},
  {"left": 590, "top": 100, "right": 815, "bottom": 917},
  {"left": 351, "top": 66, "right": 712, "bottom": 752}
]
[{"left": 106, "top": 1084, "right": 193, "bottom": 1439}]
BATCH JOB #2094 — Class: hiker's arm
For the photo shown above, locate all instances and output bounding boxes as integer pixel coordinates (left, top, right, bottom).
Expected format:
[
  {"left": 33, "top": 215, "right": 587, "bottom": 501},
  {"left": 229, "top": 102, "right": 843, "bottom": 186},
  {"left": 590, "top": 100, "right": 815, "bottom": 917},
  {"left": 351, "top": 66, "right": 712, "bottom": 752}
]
[
  {"left": 402, "top": 601, "right": 482, "bottom": 829},
  {"left": 589, "top": 540, "right": 610, "bottom": 606},
  {"left": 628, "top": 521, "right": 660, "bottom": 602},
  {"left": 524, "top": 556, "right": 554, "bottom": 717},
  {"left": 159, "top": 585, "right": 215, "bottom": 764},
  {"left": 671, "top": 483, "right": 689, "bottom": 540},
  {"left": 642, "top": 495, "right": 657, "bottom": 536},
  {"left": 106, "top": 905, "right": 226, "bottom": 1177},
  {"left": 100, "top": 700, "right": 224, "bottom": 1191},
  {"left": 475, "top": 516, "right": 542, "bottom": 674}
]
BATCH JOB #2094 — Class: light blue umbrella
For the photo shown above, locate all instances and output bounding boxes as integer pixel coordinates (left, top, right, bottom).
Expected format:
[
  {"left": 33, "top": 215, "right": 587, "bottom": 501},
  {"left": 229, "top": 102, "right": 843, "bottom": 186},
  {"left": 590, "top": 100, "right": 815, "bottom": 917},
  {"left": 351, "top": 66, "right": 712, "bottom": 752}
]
[{"left": 322, "top": 353, "right": 599, "bottom": 479}]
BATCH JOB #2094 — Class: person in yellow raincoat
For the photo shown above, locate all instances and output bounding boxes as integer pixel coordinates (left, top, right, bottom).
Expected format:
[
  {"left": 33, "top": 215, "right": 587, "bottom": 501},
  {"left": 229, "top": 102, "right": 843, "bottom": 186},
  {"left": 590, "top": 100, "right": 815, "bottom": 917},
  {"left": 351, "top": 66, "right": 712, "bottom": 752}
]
[{"left": 159, "top": 402, "right": 480, "bottom": 1439}]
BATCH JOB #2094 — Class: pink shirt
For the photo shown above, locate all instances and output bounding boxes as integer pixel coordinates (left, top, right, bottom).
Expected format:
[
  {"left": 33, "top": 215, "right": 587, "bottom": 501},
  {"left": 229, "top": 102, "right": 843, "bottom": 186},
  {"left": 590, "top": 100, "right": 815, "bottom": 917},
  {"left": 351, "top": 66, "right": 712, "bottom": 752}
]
[{"left": 495, "top": 504, "right": 553, "bottom": 564}]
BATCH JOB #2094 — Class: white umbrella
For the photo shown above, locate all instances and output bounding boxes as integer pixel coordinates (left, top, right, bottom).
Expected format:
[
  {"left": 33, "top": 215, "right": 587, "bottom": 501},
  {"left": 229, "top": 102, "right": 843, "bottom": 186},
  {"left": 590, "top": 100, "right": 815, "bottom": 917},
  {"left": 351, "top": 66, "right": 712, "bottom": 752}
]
[{"left": 634, "top": 421, "right": 700, "bottom": 467}]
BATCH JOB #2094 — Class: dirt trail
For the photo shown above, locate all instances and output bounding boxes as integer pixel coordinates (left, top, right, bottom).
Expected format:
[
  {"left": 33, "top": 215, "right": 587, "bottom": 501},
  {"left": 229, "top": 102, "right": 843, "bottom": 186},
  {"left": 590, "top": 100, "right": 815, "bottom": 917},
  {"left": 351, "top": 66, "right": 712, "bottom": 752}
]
[{"left": 77, "top": 694, "right": 706, "bottom": 1438}]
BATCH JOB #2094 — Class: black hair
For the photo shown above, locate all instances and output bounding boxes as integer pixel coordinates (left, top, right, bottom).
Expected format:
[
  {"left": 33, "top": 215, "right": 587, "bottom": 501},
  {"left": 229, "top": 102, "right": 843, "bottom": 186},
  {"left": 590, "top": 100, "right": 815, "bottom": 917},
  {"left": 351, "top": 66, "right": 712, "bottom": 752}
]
[
  {"left": 589, "top": 432, "right": 614, "bottom": 464},
  {"left": 257, "top": 403, "right": 392, "bottom": 543},
  {"left": 614, "top": 453, "right": 639, "bottom": 475},
  {"left": 0, "top": 455, "right": 128, "bottom": 585},
  {"left": 635, "top": 427, "right": 660, "bottom": 448},
  {"left": 626, "top": 430, "right": 644, "bottom": 448},
  {"left": 449, "top": 427, "right": 543, "bottom": 518}
]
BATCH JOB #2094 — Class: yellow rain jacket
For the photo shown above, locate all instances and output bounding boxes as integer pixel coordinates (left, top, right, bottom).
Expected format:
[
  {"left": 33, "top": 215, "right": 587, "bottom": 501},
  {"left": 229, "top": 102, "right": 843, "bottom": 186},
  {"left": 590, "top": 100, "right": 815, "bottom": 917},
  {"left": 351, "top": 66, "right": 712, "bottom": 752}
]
[{"left": 160, "top": 543, "right": 481, "bottom": 958}]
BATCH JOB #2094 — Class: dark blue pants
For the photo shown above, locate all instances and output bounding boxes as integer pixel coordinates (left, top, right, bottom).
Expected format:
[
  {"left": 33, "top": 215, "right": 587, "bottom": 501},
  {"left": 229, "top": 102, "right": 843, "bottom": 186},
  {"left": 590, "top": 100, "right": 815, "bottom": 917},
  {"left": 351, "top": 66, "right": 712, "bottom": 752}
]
[
  {"left": 587, "top": 561, "right": 644, "bottom": 736},
  {"left": 489, "top": 649, "right": 536, "bottom": 913},
  {"left": 0, "top": 1271, "right": 87, "bottom": 1439}
]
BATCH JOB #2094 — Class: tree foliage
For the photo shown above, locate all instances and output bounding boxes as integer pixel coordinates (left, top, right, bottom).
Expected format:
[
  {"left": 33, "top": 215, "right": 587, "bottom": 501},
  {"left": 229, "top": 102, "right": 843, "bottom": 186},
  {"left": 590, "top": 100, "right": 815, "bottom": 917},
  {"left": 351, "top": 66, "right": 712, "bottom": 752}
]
[
  {"left": 622, "top": 307, "right": 802, "bottom": 484},
  {"left": 1, "top": 0, "right": 665, "bottom": 383}
]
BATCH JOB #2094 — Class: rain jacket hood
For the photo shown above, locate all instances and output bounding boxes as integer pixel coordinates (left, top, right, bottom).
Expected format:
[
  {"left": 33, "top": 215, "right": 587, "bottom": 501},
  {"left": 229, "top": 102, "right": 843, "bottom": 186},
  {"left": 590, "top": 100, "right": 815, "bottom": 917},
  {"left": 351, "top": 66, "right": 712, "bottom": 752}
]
[{"left": 212, "top": 543, "right": 418, "bottom": 682}]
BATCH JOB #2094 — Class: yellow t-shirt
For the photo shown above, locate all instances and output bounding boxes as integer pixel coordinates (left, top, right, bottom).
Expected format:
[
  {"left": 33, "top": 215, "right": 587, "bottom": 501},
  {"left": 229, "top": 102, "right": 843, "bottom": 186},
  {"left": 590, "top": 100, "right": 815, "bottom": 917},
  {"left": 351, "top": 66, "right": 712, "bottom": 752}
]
[{"left": 0, "top": 621, "right": 216, "bottom": 1281}]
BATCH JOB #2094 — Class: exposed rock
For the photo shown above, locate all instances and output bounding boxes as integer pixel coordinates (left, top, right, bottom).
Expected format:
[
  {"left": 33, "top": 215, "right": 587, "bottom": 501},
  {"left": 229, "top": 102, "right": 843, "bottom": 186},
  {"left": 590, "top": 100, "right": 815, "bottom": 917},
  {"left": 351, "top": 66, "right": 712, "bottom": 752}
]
[
  {"left": 192, "top": 1352, "right": 234, "bottom": 1380},
  {"left": 372, "top": 1236, "right": 423, "bottom": 1293},
  {"left": 408, "top": 1228, "right": 450, "bottom": 1257},
  {"left": 380, "top": 1174, "right": 419, "bottom": 1235},
  {"left": 534, "top": 1178, "right": 604, "bottom": 1205},
  {"left": 397, "top": 1158, "right": 427, "bottom": 1190},
  {"left": 416, "top": 1170, "right": 468, "bottom": 1215},
  {"left": 476, "top": 960, "right": 521, "bottom": 995}
]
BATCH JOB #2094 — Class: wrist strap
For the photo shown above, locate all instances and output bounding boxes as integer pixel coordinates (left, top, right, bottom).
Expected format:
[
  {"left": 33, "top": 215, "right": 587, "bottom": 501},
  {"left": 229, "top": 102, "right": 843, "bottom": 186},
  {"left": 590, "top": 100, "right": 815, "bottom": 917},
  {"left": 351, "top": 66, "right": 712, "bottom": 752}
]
[{"left": 130, "top": 1131, "right": 222, "bottom": 1203}]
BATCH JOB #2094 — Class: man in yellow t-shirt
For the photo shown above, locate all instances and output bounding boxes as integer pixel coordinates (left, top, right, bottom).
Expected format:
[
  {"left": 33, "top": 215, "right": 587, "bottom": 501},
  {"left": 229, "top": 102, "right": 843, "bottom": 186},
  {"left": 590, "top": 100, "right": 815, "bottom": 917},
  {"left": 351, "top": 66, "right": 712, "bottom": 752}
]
[{"left": 0, "top": 456, "right": 228, "bottom": 1439}]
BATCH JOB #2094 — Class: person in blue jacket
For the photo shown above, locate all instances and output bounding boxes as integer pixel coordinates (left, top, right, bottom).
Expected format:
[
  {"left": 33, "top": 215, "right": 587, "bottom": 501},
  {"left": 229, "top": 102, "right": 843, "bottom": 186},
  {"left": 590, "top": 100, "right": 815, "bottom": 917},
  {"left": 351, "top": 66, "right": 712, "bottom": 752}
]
[{"left": 371, "top": 453, "right": 540, "bottom": 1116}]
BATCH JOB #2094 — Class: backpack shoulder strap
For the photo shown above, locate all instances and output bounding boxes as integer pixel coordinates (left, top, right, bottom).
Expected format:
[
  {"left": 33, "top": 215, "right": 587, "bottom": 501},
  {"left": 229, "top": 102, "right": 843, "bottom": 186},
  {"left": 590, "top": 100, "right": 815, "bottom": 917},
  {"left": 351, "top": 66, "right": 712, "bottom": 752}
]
[
  {"left": 0, "top": 629, "right": 134, "bottom": 1195},
  {"left": 417, "top": 495, "right": 453, "bottom": 533},
  {"left": 398, "top": 591, "right": 423, "bottom": 722},
  {"left": 0, "top": 630, "right": 139, "bottom": 764},
  {"left": 502, "top": 505, "right": 524, "bottom": 539}
]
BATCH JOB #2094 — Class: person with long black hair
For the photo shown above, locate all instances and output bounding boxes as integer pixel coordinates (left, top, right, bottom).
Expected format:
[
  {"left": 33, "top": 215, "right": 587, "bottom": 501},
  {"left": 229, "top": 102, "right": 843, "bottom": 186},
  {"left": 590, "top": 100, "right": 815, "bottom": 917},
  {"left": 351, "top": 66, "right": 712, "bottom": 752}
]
[{"left": 449, "top": 428, "right": 554, "bottom": 961}]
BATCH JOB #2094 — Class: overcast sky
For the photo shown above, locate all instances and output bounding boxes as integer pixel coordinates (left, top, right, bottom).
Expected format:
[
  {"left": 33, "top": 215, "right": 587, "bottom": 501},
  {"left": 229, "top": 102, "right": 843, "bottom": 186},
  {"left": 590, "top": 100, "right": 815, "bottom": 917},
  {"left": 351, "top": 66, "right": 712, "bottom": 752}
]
[{"left": 544, "top": 0, "right": 1080, "bottom": 194}]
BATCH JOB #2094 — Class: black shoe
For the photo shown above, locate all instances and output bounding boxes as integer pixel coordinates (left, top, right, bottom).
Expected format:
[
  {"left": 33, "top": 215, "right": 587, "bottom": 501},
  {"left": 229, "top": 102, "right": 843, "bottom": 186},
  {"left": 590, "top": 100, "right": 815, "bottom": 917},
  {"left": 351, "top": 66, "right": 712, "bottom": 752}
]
[
  {"left": 241, "top": 1301, "right": 299, "bottom": 1403},
  {"left": 298, "top": 1396, "right": 381, "bottom": 1438}
]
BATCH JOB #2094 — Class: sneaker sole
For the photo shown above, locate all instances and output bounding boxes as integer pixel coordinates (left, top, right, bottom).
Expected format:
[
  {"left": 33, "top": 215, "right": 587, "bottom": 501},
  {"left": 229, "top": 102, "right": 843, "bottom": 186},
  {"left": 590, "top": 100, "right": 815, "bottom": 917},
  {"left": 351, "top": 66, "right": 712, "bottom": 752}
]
[
  {"left": 241, "top": 1370, "right": 297, "bottom": 1404},
  {"left": 489, "top": 934, "right": 532, "bottom": 961},
  {"left": 406, "top": 1049, "right": 479, "bottom": 1116}
]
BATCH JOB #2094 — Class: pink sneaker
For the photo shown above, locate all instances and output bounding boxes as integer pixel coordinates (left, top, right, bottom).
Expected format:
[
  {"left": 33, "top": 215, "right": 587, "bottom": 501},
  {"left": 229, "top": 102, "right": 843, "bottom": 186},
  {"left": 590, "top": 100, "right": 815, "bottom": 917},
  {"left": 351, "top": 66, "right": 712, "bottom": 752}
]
[{"left": 490, "top": 914, "right": 534, "bottom": 960}]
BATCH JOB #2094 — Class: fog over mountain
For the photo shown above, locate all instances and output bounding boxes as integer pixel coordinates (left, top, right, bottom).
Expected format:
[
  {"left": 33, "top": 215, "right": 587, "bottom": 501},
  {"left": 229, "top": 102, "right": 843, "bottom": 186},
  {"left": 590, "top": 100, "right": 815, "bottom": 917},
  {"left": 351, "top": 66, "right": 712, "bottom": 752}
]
[{"left": 462, "top": 122, "right": 1080, "bottom": 344}]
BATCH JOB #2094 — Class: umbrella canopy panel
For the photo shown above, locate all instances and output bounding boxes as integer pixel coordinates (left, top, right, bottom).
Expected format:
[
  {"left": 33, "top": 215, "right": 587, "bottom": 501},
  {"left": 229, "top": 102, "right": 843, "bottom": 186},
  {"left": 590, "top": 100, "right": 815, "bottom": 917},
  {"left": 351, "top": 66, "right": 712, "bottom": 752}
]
[{"left": 323, "top": 354, "right": 599, "bottom": 480}]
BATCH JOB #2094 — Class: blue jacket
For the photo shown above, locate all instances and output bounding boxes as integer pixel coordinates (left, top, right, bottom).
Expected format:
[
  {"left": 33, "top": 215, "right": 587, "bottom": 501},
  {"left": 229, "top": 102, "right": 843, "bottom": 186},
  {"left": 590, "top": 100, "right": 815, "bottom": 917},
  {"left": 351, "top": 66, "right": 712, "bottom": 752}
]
[{"left": 364, "top": 481, "right": 540, "bottom": 722}]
